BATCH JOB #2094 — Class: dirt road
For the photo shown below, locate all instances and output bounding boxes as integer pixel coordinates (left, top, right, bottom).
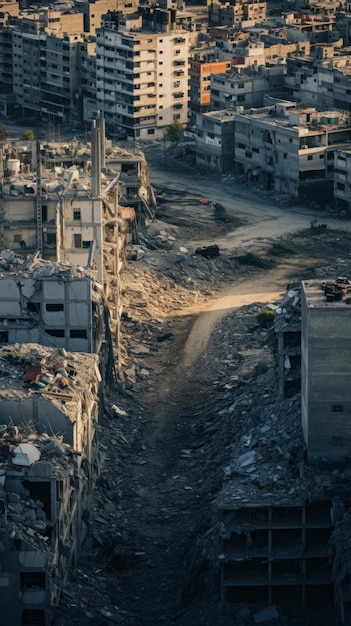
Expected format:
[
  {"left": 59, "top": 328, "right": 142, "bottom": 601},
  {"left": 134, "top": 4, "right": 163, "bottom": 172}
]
[
  {"left": 149, "top": 164, "right": 351, "bottom": 256},
  {"left": 182, "top": 269, "right": 287, "bottom": 366}
]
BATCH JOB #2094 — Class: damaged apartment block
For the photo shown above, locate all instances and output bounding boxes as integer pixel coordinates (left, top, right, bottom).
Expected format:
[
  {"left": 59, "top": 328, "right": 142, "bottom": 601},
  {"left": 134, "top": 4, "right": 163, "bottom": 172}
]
[
  {"left": 0, "top": 112, "right": 156, "bottom": 354},
  {"left": 0, "top": 251, "right": 114, "bottom": 385},
  {"left": 0, "top": 343, "right": 101, "bottom": 626},
  {"left": 217, "top": 276, "right": 351, "bottom": 624}
]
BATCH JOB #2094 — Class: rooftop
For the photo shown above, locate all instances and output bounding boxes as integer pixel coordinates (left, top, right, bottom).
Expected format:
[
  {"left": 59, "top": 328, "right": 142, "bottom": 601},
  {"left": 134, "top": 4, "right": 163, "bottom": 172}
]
[
  {"left": 302, "top": 277, "right": 351, "bottom": 307},
  {"left": 0, "top": 250, "right": 99, "bottom": 282},
  {"left": 0, "top": 342, "right": 100, "bottom": 411}
]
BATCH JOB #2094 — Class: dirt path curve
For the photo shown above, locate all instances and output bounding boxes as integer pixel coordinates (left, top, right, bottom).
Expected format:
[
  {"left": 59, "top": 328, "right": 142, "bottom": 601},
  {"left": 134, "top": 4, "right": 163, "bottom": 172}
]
[
  {"left": 182, "top": 274, "right": 283, "bottom": 366},
  {"left": 180, "top": 258, "right": 311, "bottom": 367}
]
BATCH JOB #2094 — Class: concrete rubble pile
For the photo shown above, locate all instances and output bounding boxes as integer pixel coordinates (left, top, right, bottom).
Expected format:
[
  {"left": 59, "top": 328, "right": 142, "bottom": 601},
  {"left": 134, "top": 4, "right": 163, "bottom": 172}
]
[
  {"left": 0, "top": 248, "right": 97, "bottom": 279},
  {"left": 1, "top": 427, "right": 67, "bottom": 540}
]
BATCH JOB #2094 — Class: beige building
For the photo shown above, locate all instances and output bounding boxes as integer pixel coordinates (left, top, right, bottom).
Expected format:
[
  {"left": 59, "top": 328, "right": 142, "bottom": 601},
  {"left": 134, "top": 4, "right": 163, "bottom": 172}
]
[
  {"left": 0, "top": 0, "right": 19, "bottom": 24},
  {"left": 95, "top": 10, "right": 189, "bottom": 140},
  {"left": 208, "top": 0, "right": 266, "bottom": 28},
  {"left": 1, "top": 139, "right": 104, "bottom": 281}
]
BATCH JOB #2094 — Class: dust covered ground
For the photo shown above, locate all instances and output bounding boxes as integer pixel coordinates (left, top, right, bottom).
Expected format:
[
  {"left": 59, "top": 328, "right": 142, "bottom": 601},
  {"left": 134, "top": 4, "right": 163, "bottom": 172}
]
[{"left": 54, "top": 164, "right": 351, "bottom": 626}]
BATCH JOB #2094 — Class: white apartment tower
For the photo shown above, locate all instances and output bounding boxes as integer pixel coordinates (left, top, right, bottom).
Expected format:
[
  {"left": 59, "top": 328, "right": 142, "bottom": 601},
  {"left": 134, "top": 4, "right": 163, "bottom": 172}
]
[{"left": 96, "top": 11, "right": 189, "bottom": 140}]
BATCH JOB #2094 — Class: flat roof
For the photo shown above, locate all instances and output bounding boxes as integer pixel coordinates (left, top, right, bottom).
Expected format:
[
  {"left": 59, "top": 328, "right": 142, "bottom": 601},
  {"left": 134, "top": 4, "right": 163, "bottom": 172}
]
[{"left": 302, "top": 278, "right": 351, "bottom": 308}]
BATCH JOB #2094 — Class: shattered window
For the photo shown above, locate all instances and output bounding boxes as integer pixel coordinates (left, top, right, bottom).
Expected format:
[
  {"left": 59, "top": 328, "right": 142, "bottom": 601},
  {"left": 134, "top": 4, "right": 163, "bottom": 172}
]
[
  {"left": 45, "top": 329, "right": 65, "bottom": 338},
  {"left": 0, "top": 331, "right": 8, "bottom": 343},
  {"left": 46, "top": 233, "right": 56, "bottom": 245},
  {"left": 27, "top": 302, "right": 40, "bottom": 313},
  {"left": 70, "top": 329, "right": 87, "bottom": 339}
]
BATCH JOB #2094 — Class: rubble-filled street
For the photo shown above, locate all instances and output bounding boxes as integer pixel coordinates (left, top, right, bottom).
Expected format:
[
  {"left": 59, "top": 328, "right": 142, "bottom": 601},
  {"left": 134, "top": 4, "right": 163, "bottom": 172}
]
[{"left": 54, "top": 159, "right": 351, "bottom": 626}]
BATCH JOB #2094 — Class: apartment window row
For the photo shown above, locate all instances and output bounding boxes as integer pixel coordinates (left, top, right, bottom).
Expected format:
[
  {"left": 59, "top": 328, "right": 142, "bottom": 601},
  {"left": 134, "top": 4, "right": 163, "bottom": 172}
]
[{"left": 45, "top": 329, "right": 87, "bottom": 339}]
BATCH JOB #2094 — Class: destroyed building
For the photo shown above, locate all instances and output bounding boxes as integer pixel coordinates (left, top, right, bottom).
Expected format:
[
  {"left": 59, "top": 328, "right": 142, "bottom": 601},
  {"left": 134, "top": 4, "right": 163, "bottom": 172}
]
[
  {"left": 0, "top": 114, "right": 155, "bottom": 274},
  {"left": 0, "top": 251, "right": 115, "bottom": 385},
  {"left": 216, "top": 276, "right": 351, "bottom": 624},
  {"left": 275, "top": 283, "right": 302, "bottom": 400},
  {"left": 0, "top": 343, "right": 101, "bottom": 626},
  {"left": 0, "top": 113, "right": 156, "bottom": 350}
]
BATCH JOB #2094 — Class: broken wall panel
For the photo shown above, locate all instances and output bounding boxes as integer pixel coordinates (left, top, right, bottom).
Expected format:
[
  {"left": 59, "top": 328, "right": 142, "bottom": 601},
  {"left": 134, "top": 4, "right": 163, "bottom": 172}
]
[{"left": 0, "top": 254, "right": 110, "bottom": 357}]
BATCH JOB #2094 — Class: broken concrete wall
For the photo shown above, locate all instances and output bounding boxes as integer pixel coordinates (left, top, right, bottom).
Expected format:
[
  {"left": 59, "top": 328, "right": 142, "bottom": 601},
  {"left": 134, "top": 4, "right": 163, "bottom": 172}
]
[
  {"left": 61, "top": 197, "right": 104, "bottom": 283},
  {"left": 0, "top": 398, "right": 75, "bottom": 447},
  {"left": 0, "top": 261, "right": 106, "bottom": 354},
  {"left": 0, "top": 430, "right": 92, "bottom": 626}
]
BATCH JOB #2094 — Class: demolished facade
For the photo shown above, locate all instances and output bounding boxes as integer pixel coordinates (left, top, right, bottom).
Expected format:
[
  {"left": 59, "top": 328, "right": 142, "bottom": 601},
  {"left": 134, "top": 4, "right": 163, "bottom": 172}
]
[
  {"left": 0, "top": 343, "right": 101, "bottom": 626},
  {"left": 0, "top": 115, "right": 155, "bottom": 262}
]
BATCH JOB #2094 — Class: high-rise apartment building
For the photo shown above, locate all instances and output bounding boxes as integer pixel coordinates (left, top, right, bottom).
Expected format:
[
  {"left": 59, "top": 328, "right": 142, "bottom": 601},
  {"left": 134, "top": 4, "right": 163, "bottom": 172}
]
[
  {"left": 12, "top": 21, "right": 84, "bottom": 124},
  {"left": 1, "top": 10, "right": 86, "bottom": 123},
  {"left": 95, "top": 10, "right": 189, "bottom": 140}
]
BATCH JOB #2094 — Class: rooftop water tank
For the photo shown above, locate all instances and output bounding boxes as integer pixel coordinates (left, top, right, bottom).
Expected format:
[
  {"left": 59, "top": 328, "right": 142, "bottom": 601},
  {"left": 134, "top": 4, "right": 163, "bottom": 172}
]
[{"left": 7, "top": 159, "right": 20, "bottom": 174}]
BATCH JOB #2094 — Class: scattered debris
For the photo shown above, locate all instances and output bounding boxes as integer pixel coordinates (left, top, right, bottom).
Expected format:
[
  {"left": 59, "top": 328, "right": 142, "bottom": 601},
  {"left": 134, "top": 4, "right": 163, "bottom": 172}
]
[{"left": 195, "top": 245, "right": 220, "bottom": 258}]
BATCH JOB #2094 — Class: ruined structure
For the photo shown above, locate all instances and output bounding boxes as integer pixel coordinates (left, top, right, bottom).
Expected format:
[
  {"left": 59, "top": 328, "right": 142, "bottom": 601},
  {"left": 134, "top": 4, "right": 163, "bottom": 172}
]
[
  {"left": 0, "top": 251, "right": 115, "bottom": 383},
  {"left": 0, "top": 343, "right": 101, "bottom": 626},
  {"left": 0, "top": 113, "right": 155, "bottom": 354},
  {"left": 218, "top": 486, "right": 335, "bottom": 608},
  {"left": 0, "top": 115, "right": 155, "bottom": 262},
  {"left": 217, "top": 276, "right": 351, "bottom": 623}
]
